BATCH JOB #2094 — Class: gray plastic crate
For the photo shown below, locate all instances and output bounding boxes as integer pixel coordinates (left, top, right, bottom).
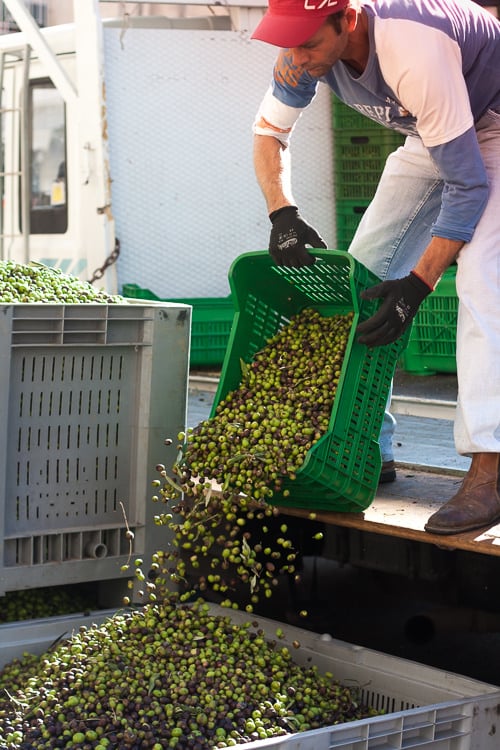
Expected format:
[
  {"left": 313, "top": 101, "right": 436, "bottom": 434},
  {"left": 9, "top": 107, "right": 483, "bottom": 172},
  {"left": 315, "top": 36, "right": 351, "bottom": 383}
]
[
  {"left": 1, "top": 605, "right": 499, "bottom": 749},
  {"left": 227, "top": 608, "right": 500, "bottom": 750},
  {"left": 0, "top": 609, "right": 118, "bottom": 668},
  {"left": 0, "top": 302, "right": 190, "bottom": 597}
]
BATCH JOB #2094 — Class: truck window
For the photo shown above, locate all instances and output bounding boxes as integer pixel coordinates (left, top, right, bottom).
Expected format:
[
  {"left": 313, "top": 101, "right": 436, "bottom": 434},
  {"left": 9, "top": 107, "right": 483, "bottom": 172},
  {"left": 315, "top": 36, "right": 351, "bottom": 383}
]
[{"left": 28, "top": 79, "right": 67, "bottom": 234}]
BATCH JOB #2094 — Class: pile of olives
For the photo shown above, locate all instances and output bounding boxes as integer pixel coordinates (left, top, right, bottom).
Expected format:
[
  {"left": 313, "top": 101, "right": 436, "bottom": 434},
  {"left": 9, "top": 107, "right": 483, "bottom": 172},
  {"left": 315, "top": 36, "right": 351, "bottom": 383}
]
[
  {"left": 0, "top": 587, "right": 98, "bottom": 624},
  {"left": 148, "top": 310, "right": 353, "bottom": 609},
  {"left": 0, "top": 260, "right": 123, "bottom": 303},
  {"left": 0, "top": 595, "right": 379, "bottom": 749}
]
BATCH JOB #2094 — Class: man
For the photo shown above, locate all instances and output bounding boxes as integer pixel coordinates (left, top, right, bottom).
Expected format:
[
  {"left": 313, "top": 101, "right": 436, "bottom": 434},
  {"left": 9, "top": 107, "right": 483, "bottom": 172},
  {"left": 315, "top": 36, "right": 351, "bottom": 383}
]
[{"left": 251, "top": 0, "right": 500, "bottom": 535}]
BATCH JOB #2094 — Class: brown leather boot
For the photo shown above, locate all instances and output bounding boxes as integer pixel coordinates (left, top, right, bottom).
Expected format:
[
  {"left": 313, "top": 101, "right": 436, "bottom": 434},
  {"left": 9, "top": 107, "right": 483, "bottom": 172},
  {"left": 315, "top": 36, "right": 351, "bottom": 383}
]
[{"left": 424, "top": 453, "right": 500, "bottom": 535}]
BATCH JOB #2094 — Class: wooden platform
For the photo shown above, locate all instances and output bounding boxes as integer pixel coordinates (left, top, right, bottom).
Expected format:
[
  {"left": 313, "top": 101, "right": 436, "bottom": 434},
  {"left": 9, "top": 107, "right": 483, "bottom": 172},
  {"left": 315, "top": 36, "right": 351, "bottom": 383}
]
[{"left": 280, "top": 465, "right": 500, "bottom": 557}]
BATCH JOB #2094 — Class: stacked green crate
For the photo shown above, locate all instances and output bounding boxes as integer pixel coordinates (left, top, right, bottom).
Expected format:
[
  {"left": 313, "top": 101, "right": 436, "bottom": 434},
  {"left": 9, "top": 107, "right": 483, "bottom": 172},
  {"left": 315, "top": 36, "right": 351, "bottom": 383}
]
[
  {"left": 333, "top": 98, "right": 405, "bottom": 250},
  {"left": 333, "top": 100, "right": 458, "bottom": 375},
  {"left": 398, "top": 265, "right": 458, "bottom": 375},
  {"left": 122, "top": 283, "right": 234, "bottom": 368}
]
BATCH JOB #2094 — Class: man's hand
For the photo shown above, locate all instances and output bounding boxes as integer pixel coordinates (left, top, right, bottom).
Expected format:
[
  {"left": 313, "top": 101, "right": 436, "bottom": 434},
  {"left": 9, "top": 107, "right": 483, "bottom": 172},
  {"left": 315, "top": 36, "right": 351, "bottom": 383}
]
[
  {"left": 269, "top": 206, "right": 326, "bottom": 267},
  {"left": 357, "top": 272, "right": 432, "bottom": 347}
]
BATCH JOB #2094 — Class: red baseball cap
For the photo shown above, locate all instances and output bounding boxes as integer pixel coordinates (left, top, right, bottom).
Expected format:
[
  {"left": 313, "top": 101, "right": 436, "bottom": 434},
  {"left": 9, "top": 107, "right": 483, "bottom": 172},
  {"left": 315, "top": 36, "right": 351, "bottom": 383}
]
[{"left": 251, "top": 0, "right": 350, "bottom": 48}]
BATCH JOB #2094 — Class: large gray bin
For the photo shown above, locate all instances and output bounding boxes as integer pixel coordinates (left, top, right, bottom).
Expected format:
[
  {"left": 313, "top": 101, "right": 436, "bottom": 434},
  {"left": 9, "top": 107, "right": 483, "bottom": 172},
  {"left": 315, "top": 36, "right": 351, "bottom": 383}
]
[
  {"left": 1, "top": 605, "right": 499, "bottom": 750},
  {"left": 0, "top": 301, "right": 190, "bottom": 598}
]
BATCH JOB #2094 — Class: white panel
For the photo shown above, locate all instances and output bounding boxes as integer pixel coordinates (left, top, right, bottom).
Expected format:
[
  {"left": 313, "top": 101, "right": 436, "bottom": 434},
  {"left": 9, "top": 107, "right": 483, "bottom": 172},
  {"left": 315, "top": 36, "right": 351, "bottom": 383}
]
[{"left": 104, "top": 29, "right": 335, "bottom": 298}]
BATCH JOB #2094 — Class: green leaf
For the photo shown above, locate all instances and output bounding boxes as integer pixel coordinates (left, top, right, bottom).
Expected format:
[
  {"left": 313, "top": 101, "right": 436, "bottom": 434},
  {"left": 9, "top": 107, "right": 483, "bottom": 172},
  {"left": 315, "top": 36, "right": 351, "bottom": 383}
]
[{"left": 240, "top": 357, "right": 249, "bottom": 380}]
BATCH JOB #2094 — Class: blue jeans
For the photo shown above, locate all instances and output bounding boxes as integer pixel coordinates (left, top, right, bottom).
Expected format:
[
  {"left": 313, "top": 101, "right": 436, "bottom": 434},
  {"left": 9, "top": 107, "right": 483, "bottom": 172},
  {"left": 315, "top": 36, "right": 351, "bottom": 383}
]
[{"left": 347, "top": 109, "right": 500, "bottom": 460}]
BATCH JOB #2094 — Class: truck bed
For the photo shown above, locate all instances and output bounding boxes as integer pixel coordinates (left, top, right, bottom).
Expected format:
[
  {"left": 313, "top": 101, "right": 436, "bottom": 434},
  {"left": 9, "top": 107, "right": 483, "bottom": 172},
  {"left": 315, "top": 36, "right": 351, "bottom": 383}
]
[{"left": 281, "top": 464, "right": 500, "bottom": 556}]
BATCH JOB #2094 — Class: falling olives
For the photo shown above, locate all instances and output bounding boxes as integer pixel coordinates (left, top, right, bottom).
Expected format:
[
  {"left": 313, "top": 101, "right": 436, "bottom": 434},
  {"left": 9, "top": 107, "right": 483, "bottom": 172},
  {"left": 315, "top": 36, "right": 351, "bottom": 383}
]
[{"left": 153, "top": 310, "right": 353, "bottom": 608}]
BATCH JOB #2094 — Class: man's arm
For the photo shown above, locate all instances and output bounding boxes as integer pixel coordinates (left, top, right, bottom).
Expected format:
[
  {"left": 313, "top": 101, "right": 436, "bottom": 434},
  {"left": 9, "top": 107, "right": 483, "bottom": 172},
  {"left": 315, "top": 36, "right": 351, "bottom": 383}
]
[
  {"left": 253, "top": 133, "right": 327, "bottom": 267},
  {"left": 413, "top": 236, "right": 463, "bottom": 289},
  {"left": 253, "top": 134, "right": 294, "bottom": 214}
]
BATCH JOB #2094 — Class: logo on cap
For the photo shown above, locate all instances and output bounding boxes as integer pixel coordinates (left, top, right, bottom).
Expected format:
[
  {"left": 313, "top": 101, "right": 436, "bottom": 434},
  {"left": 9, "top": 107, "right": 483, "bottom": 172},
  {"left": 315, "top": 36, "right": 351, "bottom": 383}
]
[{"left": 304, "top": 0, "right": 342, "bottom": 9}]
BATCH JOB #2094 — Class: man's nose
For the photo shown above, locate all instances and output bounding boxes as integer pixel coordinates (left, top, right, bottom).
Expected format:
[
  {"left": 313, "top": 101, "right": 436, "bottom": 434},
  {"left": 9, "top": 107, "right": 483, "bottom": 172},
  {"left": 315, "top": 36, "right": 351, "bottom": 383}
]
[{"left": 290, "top": 47, "right": 309, "bottom": 66}]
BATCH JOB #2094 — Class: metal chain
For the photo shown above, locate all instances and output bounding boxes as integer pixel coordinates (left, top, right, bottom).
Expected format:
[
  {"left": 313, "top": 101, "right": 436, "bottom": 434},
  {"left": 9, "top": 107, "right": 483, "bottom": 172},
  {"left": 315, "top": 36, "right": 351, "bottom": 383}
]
[{"left": 88, "top": 238, "right": 121, "bottom": 284}]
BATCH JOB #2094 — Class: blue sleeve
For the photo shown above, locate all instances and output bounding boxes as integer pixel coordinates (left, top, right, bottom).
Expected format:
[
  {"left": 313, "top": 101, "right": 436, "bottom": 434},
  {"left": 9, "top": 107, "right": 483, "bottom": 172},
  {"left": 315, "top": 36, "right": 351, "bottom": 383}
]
[
  {"left": 271, "top": 50, "right": 318, "bottom": 109},
  {"left": 429, "top": 127, "right": 489, "bottom": 242}
]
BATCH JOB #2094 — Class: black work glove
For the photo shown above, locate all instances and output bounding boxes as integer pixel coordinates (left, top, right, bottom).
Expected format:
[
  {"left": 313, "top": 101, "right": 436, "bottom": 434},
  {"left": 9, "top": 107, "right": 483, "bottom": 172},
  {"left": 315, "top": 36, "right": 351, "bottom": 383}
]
[
  {"left": 357, "top": 271, "right": 432, "bottom": 347},
  {"left": 269, "top": 206, "right": 327, "bottom": 267}
]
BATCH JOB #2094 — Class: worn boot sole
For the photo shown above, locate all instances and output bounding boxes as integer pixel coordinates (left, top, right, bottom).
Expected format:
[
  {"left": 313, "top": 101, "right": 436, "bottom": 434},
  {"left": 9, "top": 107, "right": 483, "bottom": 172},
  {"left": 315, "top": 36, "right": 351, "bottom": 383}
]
[
  {"left": 424, "top": 512, "right": 500, "bottom": 536},
  {"left": 424, "top": 453, "right": 500, "bottom": 536}
]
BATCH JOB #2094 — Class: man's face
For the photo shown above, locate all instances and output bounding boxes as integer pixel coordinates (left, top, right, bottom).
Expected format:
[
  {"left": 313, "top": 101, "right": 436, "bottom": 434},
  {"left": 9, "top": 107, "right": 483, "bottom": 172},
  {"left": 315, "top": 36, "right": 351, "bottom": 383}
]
[{"left": 289, "top": 17, "right": 349, "bottom": 77}]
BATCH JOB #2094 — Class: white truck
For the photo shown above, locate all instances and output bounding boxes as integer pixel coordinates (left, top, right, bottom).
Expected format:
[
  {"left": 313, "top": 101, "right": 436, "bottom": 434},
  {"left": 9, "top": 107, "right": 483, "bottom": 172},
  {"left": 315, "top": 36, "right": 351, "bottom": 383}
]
[{"left": 0, "top": 0, "right": 335, "bottom": 298}]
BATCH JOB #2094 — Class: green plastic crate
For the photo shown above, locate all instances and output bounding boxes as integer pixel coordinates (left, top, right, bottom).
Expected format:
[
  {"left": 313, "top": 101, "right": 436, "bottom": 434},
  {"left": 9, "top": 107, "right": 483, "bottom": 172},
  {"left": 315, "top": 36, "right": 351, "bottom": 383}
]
[
  {"left": 399, "top": 266, "right": 458, "bottom": 375},
  {"left": 332, "top": 98, "right": 405, "bottom": 201},
  {"left": 336, "top": 199, "right": 370, "bottom": 251},
  {"left": 121, "top": 284, "right": 234, "bottom": 368},
  {"left": 332, "top": 97, "right": 389, "bottom": 131},
  {"left": 334, "top": 130, "right": 405, "bottom": 200},
  {"left": 210, "top": 250, "right": 409, "bottom": 513}
]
